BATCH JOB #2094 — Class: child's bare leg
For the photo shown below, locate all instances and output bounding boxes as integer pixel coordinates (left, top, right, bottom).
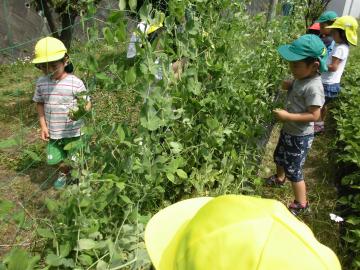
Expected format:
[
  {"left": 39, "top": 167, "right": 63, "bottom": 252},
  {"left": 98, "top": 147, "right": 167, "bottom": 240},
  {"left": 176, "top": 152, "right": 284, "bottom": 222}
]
[
  {"left": 276, "top": 164, "right": 286, "bottom": 180},
  {"left": 291, "top": 180, "right": 307, "bottom": 205}
]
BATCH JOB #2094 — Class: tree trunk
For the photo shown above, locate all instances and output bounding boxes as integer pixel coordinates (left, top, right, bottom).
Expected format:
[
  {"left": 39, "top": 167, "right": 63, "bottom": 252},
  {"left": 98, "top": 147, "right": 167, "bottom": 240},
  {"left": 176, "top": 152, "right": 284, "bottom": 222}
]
[
  {"left": 59, "top": 11, "right": 78, "bottom": 50},
  {"left": 35, "top": 0, "right": 59, "bottom": 39}
]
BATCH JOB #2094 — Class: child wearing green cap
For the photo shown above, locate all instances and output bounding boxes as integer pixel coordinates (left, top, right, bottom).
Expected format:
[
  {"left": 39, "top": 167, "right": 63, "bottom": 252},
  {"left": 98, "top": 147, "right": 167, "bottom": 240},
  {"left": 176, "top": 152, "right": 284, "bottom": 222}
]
[
  {"left": 266, "top": 34, "right": 326, "bottom": 215},
  {"left": 317, "top": 11, "right": 338, "bottom": 55},
  {"left": 313, "top": 10, "right": 338, "bottom": 132}
]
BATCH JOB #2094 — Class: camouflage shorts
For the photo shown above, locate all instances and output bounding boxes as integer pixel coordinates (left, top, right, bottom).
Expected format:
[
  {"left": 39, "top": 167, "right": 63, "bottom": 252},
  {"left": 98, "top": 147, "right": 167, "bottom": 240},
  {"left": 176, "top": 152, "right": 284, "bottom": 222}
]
[{"left": 274, "top": 131, "right": 314, "bottom": 182}]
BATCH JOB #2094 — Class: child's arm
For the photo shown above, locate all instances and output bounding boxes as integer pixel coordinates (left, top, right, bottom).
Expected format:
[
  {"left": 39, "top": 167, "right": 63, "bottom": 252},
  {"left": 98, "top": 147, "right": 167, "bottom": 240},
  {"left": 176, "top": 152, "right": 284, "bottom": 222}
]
[
  {"left": 327, "top": 56, "right": 341, "bottom": 72},
  {"left": 273, "top": 106, "right": 321, "bottom": 122},
  {"left": 36, "top": 103, "right": 49, "bottom": 141},
  {"left": 281, "top": 79, "right": 293, "bottom": 91}
]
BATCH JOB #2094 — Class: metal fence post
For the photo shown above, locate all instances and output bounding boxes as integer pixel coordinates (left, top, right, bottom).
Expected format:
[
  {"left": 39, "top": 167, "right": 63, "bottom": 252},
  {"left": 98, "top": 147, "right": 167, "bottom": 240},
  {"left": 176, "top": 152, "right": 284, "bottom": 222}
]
[{"left": 267, "top": 0, "right": 278, "bottom": 22}]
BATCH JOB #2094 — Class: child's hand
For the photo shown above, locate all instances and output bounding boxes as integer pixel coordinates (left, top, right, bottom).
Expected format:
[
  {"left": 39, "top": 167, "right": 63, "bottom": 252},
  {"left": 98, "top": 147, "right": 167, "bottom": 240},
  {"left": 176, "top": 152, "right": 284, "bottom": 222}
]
[
  {"left": 40, "top": 127, "right": 49, "bottom": 141},
  {"left": 273, "top": 109, "right": 290, "bottom": 122},
  {"left": 281, "top": 80, "right": 293, "bottom": 90}
]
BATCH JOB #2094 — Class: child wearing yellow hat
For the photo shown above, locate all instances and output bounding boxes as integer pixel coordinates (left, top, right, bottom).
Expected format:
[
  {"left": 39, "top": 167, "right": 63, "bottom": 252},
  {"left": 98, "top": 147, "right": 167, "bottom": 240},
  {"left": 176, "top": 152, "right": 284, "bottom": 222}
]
[
  {"left": 32, "top": 37, "right": 90, "bottom": 189},
  {"left": 145, "top": 195, "right": 341, "bottom": 270},
  {"left": 320, "top": 16, "right": 358, "bottom": 119}
]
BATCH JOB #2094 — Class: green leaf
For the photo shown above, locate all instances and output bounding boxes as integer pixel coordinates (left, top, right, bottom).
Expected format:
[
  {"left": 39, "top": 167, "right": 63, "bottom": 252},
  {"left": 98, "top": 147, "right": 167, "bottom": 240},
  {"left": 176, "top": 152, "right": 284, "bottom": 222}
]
[
  {"left": 116, "top": 125, "right": 125, "bottom": 142},
  {"left": 129, "top": 0, "right": 137, "bottom": 11},
  {"left": 118, "top": 0, "right": 126, "bottom": 10},
  {"left": 96, "top": 260, "right": 108, "bottom": 270},
  {"left": 120, "top": 195, "right": 133, "bottom": 204},
  {"left": 77, "top": 239, "right": 97, "bottom": 250},
  {"left": 169, "top": 142, "right": 183, "bottom": 154},
  {"left": 140, "top": 115, "right": 162, "bottom": 131},
  {"left": 37, "top": 228, "right": 54, "bottom": 239},
  {"left": 45, "top": 253, "right": 63, "bottom": 266},
  {"left": 13, "top": 210, "right": 25, "bottom": 227},
  {"left": 139, "top": 4, "right": 152, "bottom": 21},
  {"left": 116, "top": 182, "right": 125, "bottom": 191},
  {"left": 0, "top": 200, "right": 14, "bottom": 219},
  {"left": 64, "top": 140, "right": 83, "bottom": 151},
  {"left": 206, "top": 117, "right": 219, "bottom": 130},
  {"left": 166, "top": 172, "right": 175, "bottom": 183},
  {"left": 88, "top": 55, "right": 98, "bottom": 72},
  {"left": 103, "top": 27, "right": 114, "bottom": 44},
  {"left": 125, "top": 67, "right": 137, "bottom": 84},
  {"left": 346, "top": 217, "right": 360, "bottom": 225},
  {"left": 60, "top": 242, "right": 71, "bottom": 258},
  {"left": 78, "top": 254, "right": 93, "bottom": 266},
  {"left": 45, "top": 198, "right": 58, "bottom": 213},
  {"left": 95, "top": 72, "right": 109, "bottom": 81},
  {"left": 3, "top": 248, "right": 40, "bottom": 270},
  {"left": 176, "top": 169, "right": 188, "bottom": 179},
  {"left": 0, "top": 138, "right": 19, "bottom": 149},
  {"left": 23, "top": 150, "right": 41, "bottom": 162},
  {"left": 108, "top": 11, "right": 123, "bottom": 24},
  {"left": 115, "top": 21, "right": 127, "bottom": 42}
]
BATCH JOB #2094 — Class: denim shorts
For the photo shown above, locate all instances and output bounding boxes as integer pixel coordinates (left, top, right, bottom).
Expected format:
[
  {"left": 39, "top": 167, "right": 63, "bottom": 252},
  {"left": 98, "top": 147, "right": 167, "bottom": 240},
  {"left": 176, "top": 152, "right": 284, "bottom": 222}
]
[
  {"left": 323, "top": 83, "right": 340, "bottom": 104},
  {"left": 273, "top": 131, "right": 314, "bottom": 182}
]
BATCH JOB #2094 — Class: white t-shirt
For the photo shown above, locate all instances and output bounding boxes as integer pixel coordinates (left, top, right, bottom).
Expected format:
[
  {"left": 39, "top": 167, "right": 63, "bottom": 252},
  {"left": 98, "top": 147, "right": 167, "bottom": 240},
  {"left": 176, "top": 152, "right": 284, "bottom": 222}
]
[{"left": 321, "top": 43, "right": 349, "bottom": 84}]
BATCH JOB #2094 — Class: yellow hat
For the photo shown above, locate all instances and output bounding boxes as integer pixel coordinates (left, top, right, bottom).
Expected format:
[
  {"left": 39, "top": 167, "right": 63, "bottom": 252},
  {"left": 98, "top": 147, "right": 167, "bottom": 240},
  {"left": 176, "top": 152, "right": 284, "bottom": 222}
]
[
  {"left": 147, "top": 23, "right": 163, "bottom": 35},
  {"left": 326, "top": 16, "right": 358, "bottom": 46},
  {"left": 145, "top": 195, "right": 341, "bottom": 270},
  {"left": 32, "top": 37, "right": 67, "bottom": 64}
]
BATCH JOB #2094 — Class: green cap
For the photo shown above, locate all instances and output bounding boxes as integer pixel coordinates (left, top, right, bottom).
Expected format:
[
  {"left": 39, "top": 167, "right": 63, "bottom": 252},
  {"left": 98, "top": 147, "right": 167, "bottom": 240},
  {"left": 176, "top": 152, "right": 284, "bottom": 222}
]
[
  {"left": 316, "top": 11, "right": 338, "bottom": 23},
  {"left": 278, "top": 34, "right": 328, "bottom": 72}
]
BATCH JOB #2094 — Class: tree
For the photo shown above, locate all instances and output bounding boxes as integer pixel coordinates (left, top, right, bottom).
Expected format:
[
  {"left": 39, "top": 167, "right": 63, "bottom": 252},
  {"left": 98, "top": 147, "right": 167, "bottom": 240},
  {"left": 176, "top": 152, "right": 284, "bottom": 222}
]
[
  {"left": 304, "top": 0, "right": 333, "bottom": 28},
  {"left": 32, "top": 0, "right": 101, "bottom": 49}
]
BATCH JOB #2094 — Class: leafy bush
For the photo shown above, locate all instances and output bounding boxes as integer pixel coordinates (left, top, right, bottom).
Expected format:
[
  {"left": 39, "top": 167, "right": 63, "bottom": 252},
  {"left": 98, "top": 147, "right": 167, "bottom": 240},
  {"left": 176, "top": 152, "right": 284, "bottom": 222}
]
[
  {"left": 2, "top": 0, "right": 309, "bottom": 268},
  {"left": 332, "top": 38, "right": 360, "bottom": 269}
]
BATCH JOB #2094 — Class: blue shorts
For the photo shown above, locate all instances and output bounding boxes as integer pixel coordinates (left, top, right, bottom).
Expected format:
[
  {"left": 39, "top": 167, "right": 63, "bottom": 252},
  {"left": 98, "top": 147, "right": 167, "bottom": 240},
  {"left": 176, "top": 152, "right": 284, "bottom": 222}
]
[
  {"left": 323, "top": 83, "right": 340, "bottom": 104},
  {"left": 273, "top": 131, "right": 314, "bottom": 182}
]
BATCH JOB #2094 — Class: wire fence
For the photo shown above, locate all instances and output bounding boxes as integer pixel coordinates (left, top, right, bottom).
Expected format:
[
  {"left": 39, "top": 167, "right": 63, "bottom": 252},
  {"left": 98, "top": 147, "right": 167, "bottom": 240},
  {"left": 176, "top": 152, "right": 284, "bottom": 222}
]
[{"left": 247, "top": 0, "right": 271, "bottom": 14}]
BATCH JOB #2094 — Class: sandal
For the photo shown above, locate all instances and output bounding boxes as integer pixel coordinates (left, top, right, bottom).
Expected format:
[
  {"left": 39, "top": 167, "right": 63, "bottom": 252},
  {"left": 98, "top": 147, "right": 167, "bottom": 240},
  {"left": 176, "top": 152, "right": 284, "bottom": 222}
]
[
  {"left": 265, "top": 175, "right": 286, "bottom": 187},
  {"left": 288, "top": 200, "right": 310, "bottom": 216},
  {"left": 314, "top": 122, "right": 324, "bottom": 135}
]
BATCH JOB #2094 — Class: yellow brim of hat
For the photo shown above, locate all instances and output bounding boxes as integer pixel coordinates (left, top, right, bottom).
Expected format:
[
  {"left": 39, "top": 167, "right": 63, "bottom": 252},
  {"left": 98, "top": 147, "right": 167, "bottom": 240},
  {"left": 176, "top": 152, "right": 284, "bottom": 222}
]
[
  {"left": 144, "top": 197, "right": 213, "bottom": 269},
  {"left": 326, "top": 24, "right": 358, "bottom": 46},
  {"left": 32, "top": 52, "right": 66, "bottom": 64}
]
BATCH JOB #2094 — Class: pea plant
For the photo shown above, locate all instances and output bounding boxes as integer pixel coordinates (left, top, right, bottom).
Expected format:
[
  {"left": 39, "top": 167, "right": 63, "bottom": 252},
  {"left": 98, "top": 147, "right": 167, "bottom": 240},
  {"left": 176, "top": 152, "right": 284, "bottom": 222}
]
[
  {"left": 1, "top": 0, "right": 308, "bottom": 269},
  {"left": 332, "top": 47, "right": 360, "bottom": 269}
]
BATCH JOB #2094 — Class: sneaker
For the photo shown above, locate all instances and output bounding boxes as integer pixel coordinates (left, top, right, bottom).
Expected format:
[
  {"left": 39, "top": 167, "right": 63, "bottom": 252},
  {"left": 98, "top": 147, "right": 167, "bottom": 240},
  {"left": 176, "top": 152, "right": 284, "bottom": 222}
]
[
  {"left": 53, "top": 173, "right": 67, "bottom": 190},
  {"left": 288, "top": 200, "right": 310, "bottom": 216}
]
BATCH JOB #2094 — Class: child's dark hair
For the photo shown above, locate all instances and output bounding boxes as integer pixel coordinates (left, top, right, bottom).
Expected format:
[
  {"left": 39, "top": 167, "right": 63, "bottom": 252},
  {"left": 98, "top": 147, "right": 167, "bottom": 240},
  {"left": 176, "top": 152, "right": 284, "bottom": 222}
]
[
  {"left": 324, "top": 20, "right": 335, "bottom": 26},
  {"left": 63, "top": 53, "right": 74, "bottom": 73},
  {"left": 302, "top": 57, "right": 318, "bottom": 65},
  {"left": 334, "top": 29, "right": 349, "bottom": 45}
]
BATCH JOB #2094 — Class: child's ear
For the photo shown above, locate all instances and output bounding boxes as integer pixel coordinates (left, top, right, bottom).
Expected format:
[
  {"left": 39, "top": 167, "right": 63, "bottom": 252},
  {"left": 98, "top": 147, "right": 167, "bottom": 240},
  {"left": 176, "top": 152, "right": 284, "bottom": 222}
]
[{"left": 313, "top": 61, "right": 320, "bottom": 71}]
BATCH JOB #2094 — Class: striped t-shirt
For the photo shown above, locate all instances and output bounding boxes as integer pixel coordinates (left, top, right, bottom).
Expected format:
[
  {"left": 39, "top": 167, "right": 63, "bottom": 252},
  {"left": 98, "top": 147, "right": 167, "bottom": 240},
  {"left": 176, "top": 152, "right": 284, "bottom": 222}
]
[{"left": 33, "top": 74, "right": 86, "bottom": 139}]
